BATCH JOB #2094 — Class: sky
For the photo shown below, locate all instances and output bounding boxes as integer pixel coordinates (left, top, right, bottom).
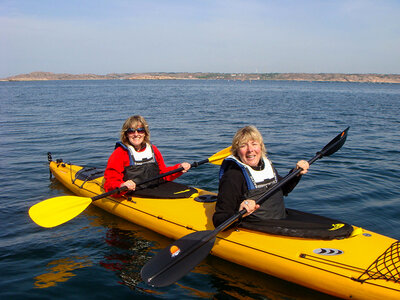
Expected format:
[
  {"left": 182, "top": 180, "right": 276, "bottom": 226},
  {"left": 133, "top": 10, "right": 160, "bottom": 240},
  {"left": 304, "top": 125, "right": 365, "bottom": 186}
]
[{"left": 1, "top": 0, "right": 399, "bottom": 78}]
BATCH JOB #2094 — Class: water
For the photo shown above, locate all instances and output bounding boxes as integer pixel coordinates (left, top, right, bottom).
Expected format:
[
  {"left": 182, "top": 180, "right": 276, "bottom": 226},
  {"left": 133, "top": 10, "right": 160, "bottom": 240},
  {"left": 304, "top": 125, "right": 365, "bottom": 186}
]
[{"left": 0, "top": 80, "right": 399, "bottom": 299}]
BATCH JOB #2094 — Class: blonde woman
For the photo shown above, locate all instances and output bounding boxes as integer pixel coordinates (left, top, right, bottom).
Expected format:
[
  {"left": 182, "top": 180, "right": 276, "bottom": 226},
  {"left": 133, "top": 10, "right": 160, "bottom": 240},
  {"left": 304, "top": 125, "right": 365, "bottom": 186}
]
[
  {"left": 104, "top": 115, "right": 190, "bottom": 195},
  {"left": 213, "top": 126, "right": 309, "bottom": 229}
]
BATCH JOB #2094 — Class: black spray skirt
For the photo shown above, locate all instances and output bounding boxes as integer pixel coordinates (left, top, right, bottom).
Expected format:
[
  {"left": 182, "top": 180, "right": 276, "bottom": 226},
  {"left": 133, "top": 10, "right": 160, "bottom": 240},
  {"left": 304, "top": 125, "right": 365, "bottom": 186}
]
[{"left": 240, "top": 208, "right": 354, "bottom": 240}]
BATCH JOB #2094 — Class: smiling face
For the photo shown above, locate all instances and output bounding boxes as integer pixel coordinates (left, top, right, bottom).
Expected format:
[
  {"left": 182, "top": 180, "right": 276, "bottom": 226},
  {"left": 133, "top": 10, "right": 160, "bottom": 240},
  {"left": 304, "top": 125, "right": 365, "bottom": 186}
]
[
  {"left": 231, "top": 126, "right": 266, "bottom": 167},
  {"left": 127, "top": 123, "right": 146, "bottom": 150},
  {"left": 237, "top": 140, "right": 262, "bottom": 167},
  {"left": 120, "top": 115, "right": 151, "bottom": 149}
]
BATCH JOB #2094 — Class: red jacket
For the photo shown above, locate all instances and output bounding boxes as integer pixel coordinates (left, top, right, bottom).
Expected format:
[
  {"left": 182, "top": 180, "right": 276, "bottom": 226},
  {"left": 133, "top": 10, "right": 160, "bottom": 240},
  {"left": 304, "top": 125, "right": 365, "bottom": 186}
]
[{"left": 104, "top": 144, "right": 182, "bottom": 194}]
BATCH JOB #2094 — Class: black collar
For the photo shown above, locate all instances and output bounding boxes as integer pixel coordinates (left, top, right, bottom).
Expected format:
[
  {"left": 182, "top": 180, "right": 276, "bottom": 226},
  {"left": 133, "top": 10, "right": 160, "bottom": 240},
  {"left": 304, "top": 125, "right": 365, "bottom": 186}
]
[{"left": 250, "top": 159, "right": 265, "bottom": 171}]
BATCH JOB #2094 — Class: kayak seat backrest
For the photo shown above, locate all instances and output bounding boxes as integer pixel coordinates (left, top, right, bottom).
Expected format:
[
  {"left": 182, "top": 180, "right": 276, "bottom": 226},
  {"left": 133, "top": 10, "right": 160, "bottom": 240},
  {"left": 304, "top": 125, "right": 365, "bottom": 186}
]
[{"left": 75, "top": 167, "right": 105, "bottom": 181}]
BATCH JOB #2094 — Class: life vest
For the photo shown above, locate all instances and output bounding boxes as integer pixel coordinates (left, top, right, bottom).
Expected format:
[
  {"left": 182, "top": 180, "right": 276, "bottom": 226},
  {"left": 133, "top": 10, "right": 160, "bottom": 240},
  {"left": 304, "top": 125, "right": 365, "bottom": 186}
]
[
  {"left": 219, "top": 155, "right": 278, "bottom": 190},
  {"left": 219, "top": 155, "right": 286, "bottom": 220},
  {"left": 116, "top": 142, "right": 161, "bottom": 188}
]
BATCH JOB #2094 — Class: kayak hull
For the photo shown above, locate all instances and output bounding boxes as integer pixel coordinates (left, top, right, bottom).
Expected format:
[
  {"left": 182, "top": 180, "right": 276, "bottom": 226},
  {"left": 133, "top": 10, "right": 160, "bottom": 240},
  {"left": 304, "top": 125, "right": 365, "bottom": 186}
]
[{"left": 49, "top": 160, "right": 400, "bottom": 299}]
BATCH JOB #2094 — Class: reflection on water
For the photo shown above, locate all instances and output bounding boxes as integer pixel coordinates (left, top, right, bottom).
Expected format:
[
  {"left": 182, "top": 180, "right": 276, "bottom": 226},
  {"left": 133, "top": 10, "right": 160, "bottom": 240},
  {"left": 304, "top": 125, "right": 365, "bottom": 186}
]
[
  {"left": 34, "top": 256, "right": 92, "bottom": 288},
  {"left": 85, "top": 205, "right": 168, "bottom": 296},
  {"left": 100, "top": 227, "right": 152, "bottom": 289},
  {"left": 85, "top": 205, "right": 340, "bottom": 299},
  {"left": 204, "top": 256, "right": 339, "bottom": 300}
]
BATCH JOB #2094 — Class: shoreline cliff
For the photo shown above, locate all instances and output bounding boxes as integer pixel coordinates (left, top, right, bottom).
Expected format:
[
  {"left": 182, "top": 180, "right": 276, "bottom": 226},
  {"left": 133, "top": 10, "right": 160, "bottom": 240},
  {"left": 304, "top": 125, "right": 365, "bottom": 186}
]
[{"left": 2, "top": 71, "right": 400, "bottom": 84}]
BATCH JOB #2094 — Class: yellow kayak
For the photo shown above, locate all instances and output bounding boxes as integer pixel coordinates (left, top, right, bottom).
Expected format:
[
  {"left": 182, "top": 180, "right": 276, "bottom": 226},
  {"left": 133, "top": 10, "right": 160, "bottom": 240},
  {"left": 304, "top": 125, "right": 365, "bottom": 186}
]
[{"left": 48, "top": 158, "right": 400, "bottom": 299}]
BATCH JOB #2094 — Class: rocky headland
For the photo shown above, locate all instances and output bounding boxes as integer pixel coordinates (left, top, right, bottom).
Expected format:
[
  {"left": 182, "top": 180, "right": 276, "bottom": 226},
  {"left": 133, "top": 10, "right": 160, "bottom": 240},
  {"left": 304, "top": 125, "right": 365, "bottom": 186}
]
[{"left": 2, "top": 71, "right": 400, "bottom": 83}]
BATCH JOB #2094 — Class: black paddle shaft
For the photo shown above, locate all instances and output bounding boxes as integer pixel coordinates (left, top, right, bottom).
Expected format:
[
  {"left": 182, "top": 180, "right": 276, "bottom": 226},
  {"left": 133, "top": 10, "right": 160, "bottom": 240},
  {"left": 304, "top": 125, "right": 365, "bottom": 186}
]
[
  {"left": 216, "top": 126, "right": 350, "bottom": 232},
  {"left": 91, "top": 158, "right": 212, "bottom": 202},
  {"left": 141, "top": 127, "right": 349, "bottom": 287}
]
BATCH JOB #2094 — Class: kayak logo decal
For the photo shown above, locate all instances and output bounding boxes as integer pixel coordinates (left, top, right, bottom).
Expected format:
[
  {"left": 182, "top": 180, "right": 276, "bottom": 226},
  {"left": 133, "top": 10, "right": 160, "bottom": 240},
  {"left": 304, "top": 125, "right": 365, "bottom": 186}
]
[
  {"left": 313, "top": 248, "right": 344, "bottom": 256},
  {"left": 170, "top": 245, "right": 181, "bottom": 257},
  {"left": 329, "top": 223, "right": 345, "bottom": 231}
]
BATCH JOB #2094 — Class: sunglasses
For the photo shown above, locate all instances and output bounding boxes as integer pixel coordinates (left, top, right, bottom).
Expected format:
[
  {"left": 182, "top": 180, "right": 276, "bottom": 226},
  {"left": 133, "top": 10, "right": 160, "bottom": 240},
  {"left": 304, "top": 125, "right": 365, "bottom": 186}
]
[{"left": 126, "top": 127, "right": 146, "bottom": 134}]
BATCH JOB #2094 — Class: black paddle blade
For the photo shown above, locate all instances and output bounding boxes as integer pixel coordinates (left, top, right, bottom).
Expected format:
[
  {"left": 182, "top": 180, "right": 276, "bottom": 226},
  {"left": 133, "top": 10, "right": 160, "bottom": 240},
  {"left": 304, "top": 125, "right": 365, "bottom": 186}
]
[
  {"left": 141, "top": 230, "right": 216, "bottom": 287},
  {"left": 320, "top": 127, "right": 349, "bottom": 157}
]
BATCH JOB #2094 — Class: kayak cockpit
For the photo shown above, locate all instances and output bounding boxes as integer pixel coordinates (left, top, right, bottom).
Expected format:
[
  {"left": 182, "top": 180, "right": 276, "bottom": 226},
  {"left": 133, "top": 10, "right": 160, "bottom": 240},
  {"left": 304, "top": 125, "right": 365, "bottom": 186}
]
[{"left": 240, "top": 208, "right": 354, "bottom": 240}]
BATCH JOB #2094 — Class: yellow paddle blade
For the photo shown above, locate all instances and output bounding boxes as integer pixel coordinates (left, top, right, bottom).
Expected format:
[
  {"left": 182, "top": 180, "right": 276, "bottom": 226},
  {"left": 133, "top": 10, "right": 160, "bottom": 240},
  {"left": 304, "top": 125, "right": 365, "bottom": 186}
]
[
  {"left": 29, "top": 196, "right": 92, "bottom": 228},
  {"left": 208, "top": 146, "right": 231, "bottom": 165}
]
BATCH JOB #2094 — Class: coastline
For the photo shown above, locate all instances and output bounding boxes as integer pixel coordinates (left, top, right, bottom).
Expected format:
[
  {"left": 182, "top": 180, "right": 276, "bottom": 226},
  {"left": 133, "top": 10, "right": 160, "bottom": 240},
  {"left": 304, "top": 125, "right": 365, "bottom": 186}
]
[{"left": 2, "top": 71, "right": 400, "bottom": 84}]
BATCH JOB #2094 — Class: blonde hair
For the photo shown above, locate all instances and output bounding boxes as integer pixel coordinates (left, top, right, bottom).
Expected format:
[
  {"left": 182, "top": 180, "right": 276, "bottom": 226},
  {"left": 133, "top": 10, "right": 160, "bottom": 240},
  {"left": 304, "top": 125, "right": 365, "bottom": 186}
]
[
  {"left": 231, "top": 125, "right": 267, "bottom": 158},
  {"left": 120, "top": 115, "right": 151, "bottom": 146}
]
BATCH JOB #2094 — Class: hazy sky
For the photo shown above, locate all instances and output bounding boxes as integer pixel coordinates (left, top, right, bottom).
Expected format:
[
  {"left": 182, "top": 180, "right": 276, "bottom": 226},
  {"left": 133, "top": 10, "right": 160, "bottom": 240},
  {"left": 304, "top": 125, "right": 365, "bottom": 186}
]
[{"left": 1, "top": 0, "right": 399, "bottom": 77}]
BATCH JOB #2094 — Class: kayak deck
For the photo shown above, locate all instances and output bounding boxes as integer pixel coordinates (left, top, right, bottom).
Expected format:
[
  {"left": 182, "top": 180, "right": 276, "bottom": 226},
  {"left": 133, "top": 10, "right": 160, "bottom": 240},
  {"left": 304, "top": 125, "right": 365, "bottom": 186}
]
[{"left": 49, "top": 159, "right": 400, "bottom": 299}]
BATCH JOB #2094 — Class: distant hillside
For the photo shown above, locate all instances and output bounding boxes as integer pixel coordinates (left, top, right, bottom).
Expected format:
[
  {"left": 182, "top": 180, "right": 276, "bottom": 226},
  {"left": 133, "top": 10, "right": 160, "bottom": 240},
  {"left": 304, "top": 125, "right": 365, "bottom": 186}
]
[{"left": 2, "top": 71, "right": 400, "bottom": 83}]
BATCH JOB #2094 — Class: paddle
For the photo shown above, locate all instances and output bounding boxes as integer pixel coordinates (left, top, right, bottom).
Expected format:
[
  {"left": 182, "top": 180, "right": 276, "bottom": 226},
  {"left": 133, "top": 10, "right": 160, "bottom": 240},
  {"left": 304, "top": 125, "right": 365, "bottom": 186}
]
[
  {"left": 29, "top": 146, "right": 232, "bottom": 228},
  {"left": 141, "top": 127, "right": 350, "bottom": 287}
]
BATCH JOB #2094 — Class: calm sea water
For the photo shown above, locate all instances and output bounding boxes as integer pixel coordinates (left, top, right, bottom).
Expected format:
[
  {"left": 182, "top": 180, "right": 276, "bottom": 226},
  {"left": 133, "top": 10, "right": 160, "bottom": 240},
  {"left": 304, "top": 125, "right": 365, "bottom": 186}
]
[{"left": 0, "top": 80, "right": 399, "bottom": 299}]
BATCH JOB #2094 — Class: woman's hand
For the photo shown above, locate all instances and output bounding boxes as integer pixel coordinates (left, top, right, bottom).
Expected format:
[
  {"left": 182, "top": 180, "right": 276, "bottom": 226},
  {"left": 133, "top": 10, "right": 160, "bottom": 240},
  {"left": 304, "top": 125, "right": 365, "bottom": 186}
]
[
  {"left": 296, "top": 160, "right": 310, "bottom": 175},
  {"left": 239, "top": 199, "right": 260, "bottom": 217},
  {"left": 121, "top": 180, "right": 136, "bottom": 191},
  {"left": 180, "top": 162, "right": 191, "bottom": 173}
]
